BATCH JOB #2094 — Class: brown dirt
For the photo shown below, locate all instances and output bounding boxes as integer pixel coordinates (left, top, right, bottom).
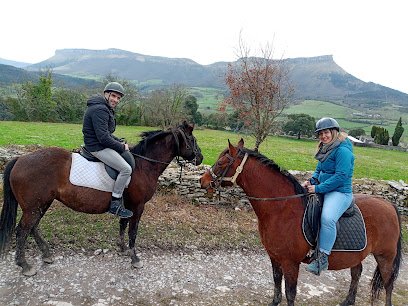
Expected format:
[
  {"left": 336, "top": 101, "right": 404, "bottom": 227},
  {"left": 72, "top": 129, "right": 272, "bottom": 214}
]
[{"left": 1, "top": 193, "right": 408, "bottom": 305}]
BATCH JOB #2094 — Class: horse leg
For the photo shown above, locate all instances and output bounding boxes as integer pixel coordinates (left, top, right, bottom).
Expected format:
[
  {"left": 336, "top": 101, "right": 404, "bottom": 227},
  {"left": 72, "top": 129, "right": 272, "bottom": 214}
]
[
  {"left": 31, "top": 226, "right": 53, "bottom": 264},
  {"left": 281, "top": 262, "right": 300, "bottom": 306},
  {"left": 128, "top": 216, "right": 143, "bottom": 269},
  {"left": 373, "top": 254, "right": 397, "bottom": 306},
  {"left": 384, "top": 279, "right": 395, "bottom": 306},
  {"left": 117, "top": 218, "right": 129, "bottom": 253},
  {"left": 15, "top": 212, "right": 40, "bottom": 276},
  {"left": 268, "top": 258, "right": 283, "bottom": 306},
  {"left": 340, "top": 263, "right": 362, "bottom": 306}
]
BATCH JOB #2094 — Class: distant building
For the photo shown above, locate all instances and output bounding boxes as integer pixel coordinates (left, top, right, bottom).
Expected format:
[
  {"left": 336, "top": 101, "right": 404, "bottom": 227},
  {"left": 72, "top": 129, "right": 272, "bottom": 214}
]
[
  {"left": 359, "top": 136, "right": 374, "bottom": 144},
  {"left": 347, "top": 135, "right": 363, "bottom": 144}
]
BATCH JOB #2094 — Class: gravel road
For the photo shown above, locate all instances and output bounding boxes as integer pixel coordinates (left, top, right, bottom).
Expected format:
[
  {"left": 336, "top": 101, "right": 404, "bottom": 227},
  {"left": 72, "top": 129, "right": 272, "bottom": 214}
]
[{"left": 1, "top": 249, "right": 407, "bottom": 306}]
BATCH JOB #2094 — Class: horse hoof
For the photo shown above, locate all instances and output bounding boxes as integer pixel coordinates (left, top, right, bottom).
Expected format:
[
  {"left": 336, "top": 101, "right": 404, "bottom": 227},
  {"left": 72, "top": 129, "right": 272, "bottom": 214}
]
[
  {"left": 131, "top": 260, "right": 143, "bottom": 269},
  {"left": 22, "top": 267, "right": 37, "bottom": 277},
  {"left": 43, "top": 256, "right": 54, "bottom": 264}
]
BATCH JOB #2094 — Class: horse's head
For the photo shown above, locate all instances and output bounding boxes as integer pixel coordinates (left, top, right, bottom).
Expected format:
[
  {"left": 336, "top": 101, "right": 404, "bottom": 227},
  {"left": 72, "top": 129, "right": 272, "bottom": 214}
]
[
  {"left": 173, "top": 121, "right": 203, "bottom": 165},
  {"left": 200, "top": 138, "right": 245, "bottom": 193}
]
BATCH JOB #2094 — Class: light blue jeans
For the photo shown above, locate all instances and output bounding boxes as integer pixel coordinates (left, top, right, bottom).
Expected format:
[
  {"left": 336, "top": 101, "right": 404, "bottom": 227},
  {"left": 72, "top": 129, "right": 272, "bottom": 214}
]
[
  {"left": 319, "top": 191, "right": 353, "bottom": 255},
  {"left": 91, "top": 148, "right": 132, "bottom": 198}
]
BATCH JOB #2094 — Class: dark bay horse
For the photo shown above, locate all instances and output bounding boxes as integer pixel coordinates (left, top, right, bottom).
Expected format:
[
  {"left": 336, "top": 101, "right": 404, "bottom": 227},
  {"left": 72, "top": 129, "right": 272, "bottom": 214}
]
[
  {"left": 200, "top": 139, "right": 402, "bottom": 306},
  {"left": 0, "top": 122, "right": 203, "bottom": 276}
]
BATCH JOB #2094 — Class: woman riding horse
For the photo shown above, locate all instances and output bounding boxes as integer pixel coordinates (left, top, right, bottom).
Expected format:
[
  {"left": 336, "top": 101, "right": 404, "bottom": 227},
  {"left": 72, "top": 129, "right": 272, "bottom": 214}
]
[
  {"left": 302, "top": 117, "right": 355, "bottom": 275},
  {"left": 200, "top": 138, "right": 401, "bottom": 306}
]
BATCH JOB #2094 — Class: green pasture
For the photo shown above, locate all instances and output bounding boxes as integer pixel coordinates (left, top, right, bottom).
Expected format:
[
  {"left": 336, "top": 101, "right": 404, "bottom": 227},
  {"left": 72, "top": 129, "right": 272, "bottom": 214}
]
[
  {"left": 0, "top": 121, "right": 407, "bottom": 181},
  {"left": 285, "top": 100, "right": 408, "bottom": 142},
  {"left": 284, "top": 100, "right": 356, "bottom": 119},
  {"left": 189, "top": 87, "right": 224, "bottom": 114}
]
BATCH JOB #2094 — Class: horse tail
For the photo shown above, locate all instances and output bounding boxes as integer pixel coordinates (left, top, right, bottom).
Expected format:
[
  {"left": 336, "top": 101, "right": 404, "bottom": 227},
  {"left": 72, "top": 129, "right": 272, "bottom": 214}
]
[
  {"left": 0, "top": 157, "right": 19, "bottom": 256},
  {"left": 370, "top": 204, "right": 403, "bottom": 301}
]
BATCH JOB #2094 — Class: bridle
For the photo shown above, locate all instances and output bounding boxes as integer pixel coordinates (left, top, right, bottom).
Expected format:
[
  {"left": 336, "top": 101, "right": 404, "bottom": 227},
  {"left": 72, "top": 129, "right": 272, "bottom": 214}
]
[
  {"left": 132, "top": 127, "right": 201, "bottom": 179},
  {"left": 171, "top": 127, "right": 201, "bottom": 166},
  {"left": 207, "top": 149, "right": 308, "bottom": 202},
  {"left": 207, "top": 149, "right": 248, "bottom": 190}
]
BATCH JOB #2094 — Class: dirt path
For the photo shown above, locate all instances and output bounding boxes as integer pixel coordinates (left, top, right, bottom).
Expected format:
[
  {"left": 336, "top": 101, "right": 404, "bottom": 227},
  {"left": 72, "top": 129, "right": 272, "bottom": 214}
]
[{"left": 1, "top": 249, "right": 407, "bottom": 306}]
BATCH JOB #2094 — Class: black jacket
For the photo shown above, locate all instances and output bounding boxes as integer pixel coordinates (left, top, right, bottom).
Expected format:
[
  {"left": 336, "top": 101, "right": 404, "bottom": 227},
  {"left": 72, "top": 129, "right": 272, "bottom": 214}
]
[{"left": 82, "top": 94, "right": 125, "bottom": 153}]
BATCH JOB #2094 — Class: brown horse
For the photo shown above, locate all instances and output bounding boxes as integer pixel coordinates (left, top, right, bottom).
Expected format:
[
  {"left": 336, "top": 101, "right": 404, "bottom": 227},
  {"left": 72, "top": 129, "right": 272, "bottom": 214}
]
[
  {"left": 200, "top": 139, "right": 402, "bottom": 306},
  {"left": 0, "top": 122, "right": 203, "bottom": 276}
]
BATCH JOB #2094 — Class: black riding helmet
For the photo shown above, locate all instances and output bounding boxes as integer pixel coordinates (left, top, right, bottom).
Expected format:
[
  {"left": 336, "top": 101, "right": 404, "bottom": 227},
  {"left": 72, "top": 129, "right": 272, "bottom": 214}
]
[
  {"left": 315, "top": 117, "right": 340, "bottom": 134},
  {"left": 104, "top": 82, "right": 125, "bottom": 97}
]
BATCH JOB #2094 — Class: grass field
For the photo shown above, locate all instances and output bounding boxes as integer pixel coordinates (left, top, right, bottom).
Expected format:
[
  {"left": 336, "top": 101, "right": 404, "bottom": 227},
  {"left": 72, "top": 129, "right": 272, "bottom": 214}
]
[
  {"left": 191, "top": 93, "right": 408, "bottom": 142},
  {"left": 189, "top": 87, "right": 225, "bottom": 114},
  {"left": 285, "top": 100, "right": 408, "bottom": 143},
  {"left": 0, "top": 121, "right": 407, "bottom": 254},
  {"left": 1, "top": 121, "right": 407, "bottom": 181}
]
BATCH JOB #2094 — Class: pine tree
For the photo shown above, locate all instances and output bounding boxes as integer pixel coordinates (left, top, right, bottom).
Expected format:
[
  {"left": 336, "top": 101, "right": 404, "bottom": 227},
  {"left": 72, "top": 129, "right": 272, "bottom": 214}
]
[{"left": 392, "top": 117, "right": 404, "bottom": 146}]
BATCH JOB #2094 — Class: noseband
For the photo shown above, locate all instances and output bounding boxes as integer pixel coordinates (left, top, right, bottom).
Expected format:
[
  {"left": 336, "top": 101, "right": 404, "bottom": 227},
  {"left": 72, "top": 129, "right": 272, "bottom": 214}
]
[
  {"left": 208, "top": 151, "right": 249, "bottom": 189},
  {"left": 207, "top": 150, "right": 308, "bottom": 202}
]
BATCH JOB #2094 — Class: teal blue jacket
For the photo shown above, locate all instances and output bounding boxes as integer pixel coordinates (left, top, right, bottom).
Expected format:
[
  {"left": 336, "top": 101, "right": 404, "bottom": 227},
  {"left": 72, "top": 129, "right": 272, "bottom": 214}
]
[{"left": 312, "top": 138, "right": 354, "bottom": 194}]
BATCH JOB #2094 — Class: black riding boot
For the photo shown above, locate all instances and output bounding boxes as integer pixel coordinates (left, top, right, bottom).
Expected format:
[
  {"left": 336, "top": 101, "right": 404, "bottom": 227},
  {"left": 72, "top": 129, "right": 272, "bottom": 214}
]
[{"left": 109, "top": 197, "right": 133, "bottom": 218}]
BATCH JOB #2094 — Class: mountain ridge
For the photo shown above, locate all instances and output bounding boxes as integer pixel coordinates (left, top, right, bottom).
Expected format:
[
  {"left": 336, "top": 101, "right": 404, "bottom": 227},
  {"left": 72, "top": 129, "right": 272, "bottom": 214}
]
[{"left": 1, "top": 48, "right": 407, "bottom": 109}]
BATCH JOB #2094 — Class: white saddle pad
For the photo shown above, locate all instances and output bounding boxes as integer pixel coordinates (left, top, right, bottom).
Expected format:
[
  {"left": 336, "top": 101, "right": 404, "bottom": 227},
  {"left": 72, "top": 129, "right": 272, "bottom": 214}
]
[{"left": 69, "top": 153, "right": 130, "bottom": 192}]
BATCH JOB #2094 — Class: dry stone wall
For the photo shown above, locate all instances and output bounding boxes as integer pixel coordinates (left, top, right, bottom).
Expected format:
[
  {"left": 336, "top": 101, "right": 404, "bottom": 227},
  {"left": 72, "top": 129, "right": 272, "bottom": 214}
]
[
  {"left": 0, "top": 146, "right": 407, "bottom": 215},
  {"left": 161, "top": 162, "right": 408, "bottom": 215}
]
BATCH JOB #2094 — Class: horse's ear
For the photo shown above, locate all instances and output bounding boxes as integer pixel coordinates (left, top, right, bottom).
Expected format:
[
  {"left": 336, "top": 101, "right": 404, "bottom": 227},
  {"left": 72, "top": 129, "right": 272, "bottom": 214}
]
[
  {"left": 188, "top": 122, "right": 195, "bottom": 131},
  {"left": 179, "top": 120, "right": 190, "bottom": 131},
  {"left": 238, "top": 138, "right": 244, "bottom": 148},
  {"left": 182, "top": 120, "right": 194, "bottom": 132},
  {"left": 228, "top": 139, "right": 237, "bottom": 155}
]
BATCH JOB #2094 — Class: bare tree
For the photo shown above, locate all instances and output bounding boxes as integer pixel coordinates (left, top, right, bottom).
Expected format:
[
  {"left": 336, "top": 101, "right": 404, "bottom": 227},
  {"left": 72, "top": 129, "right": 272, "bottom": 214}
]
[
  {"left": 222, "top": 36, "right": 294, "bottom": 151},
  {"left": 143, "top": 84, "right": 189, "bottom": 129}
]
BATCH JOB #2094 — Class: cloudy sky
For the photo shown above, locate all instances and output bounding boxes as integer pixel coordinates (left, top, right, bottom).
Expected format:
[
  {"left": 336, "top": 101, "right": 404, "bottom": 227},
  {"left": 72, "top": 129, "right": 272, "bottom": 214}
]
[{"left": 2, "top": 0, "right": 407, "bottom": 93}]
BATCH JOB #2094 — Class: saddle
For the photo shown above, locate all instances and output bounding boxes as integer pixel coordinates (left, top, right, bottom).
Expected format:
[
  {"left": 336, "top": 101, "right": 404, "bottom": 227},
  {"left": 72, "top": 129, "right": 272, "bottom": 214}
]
[
  {"left": 79, "top": 146, "right": 135, "bottom": 180},
  {"left": 302, "top": 194, "right": 367, "bottom": 252}
]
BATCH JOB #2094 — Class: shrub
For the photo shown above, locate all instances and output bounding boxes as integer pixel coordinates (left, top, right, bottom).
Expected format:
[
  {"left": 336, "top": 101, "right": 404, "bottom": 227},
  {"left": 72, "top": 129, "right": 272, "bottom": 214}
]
[
  {"left": 348, "top": 128, "right": 366, "bottom": 138},
  {"left": 373, "top": 127, "right": 389, "bottom": 145}
]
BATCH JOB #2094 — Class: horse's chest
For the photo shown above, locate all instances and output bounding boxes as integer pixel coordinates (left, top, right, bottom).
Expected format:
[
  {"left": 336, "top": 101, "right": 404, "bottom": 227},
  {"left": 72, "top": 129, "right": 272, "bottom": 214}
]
[{"left": 258, "top": 218, "right": 304, "bottom": 256}]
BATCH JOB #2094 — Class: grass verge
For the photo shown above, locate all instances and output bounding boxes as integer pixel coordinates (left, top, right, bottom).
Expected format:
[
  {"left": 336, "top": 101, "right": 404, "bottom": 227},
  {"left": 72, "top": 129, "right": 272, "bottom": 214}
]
[{"left": 6, "top": 192, "right": 261, "bottom": 254}]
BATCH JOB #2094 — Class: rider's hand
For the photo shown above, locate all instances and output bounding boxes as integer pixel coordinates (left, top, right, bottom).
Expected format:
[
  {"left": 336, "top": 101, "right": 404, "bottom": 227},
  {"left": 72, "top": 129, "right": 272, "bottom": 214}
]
[
  {"left": 306, "top": 184, "right": 315, "bottom": 193},
  {"left": 124, "top": 143, "right": 129, "bottom": 151},
  {"left": 301, "top": 180, "right": 311, "bottom": 188}
]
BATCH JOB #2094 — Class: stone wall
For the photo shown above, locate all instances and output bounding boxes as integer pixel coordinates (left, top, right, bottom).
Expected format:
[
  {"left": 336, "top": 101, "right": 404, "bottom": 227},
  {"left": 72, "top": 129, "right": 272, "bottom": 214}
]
[
  {"left": 1, "top": 146, "right": 407, "bottom": 215},
  {"left": 160, "top": 162, "right": 408, "bottom": 215}
]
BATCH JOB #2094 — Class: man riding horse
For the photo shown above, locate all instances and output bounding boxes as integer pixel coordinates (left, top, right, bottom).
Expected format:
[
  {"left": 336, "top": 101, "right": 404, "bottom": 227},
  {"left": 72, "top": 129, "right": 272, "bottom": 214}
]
[{"left": 82, "top": 82, "right": 133, "bottom": 218}]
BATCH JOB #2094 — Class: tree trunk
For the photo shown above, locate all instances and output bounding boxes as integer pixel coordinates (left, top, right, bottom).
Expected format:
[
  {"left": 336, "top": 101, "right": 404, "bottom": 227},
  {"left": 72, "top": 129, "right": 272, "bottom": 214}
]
[{"left": 254, "top": 138, "right": 261, "bottom": 152}]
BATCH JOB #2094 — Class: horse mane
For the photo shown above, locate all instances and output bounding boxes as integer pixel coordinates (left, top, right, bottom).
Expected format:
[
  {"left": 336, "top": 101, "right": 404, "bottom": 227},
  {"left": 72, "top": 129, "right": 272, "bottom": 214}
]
[
  {"left": 241, "top": 147, "right": 305, "bottom": 195},
  {"left": 131, "top": 129, "right": 172, "bottom": 155}
]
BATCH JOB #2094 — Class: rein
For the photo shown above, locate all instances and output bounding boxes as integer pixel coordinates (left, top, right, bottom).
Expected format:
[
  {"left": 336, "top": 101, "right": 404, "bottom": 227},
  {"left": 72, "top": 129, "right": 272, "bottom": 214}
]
[
  {"left": 246, "top": 193, "right": 308, "bottom": 201},
  {"left": 131, "top": 153, "right": 170, "bottom": 165}
]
